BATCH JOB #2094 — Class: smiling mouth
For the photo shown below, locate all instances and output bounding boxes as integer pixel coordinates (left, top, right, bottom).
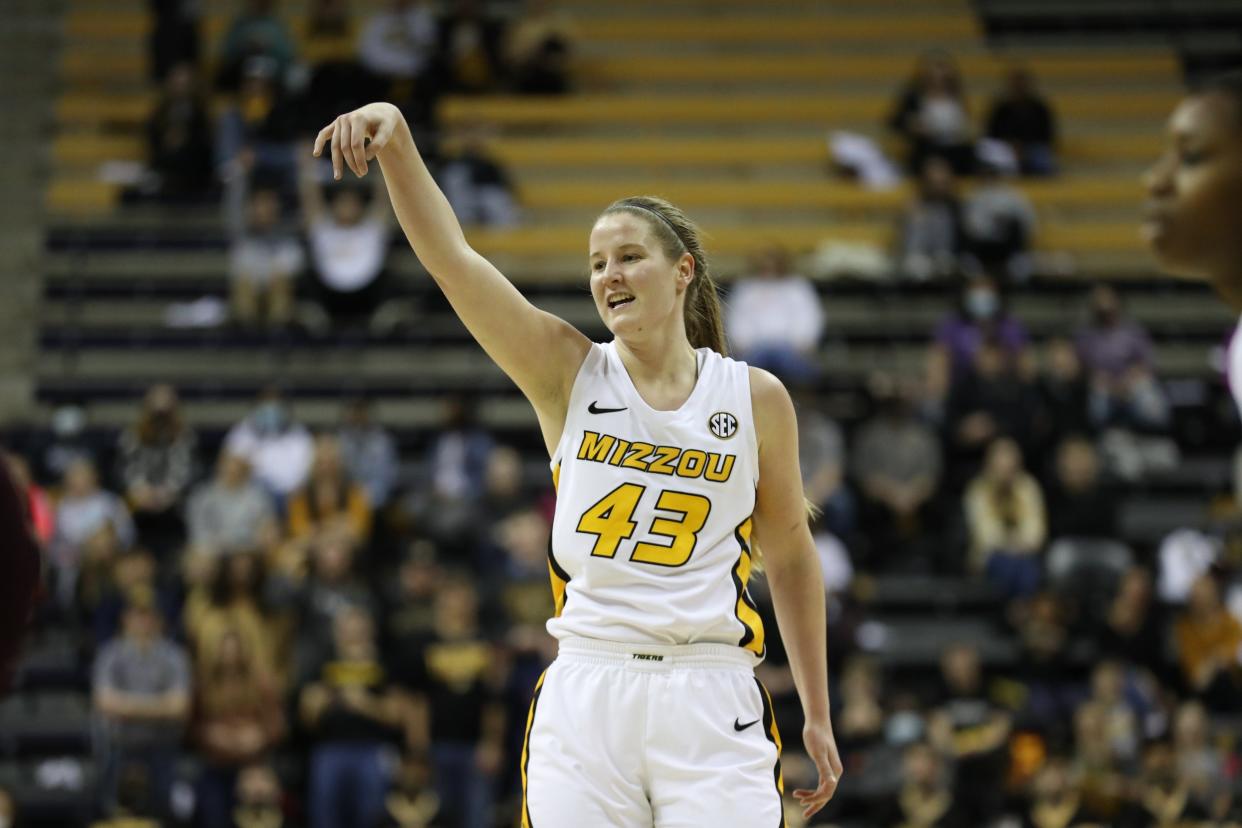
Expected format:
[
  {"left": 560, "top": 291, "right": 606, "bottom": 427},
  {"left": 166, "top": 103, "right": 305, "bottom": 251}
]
[{"left": 608, "top": 296, "right": 635, "bottom": 309}]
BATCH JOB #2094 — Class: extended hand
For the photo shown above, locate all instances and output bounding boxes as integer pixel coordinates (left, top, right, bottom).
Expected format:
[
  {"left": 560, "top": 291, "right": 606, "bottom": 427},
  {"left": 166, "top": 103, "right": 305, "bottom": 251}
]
[
  {"left": 793, "top": 717, "right": 843, "bottom": 819},
  {"left": 313, "top": 102, "right": 405, "bottom": 181}
]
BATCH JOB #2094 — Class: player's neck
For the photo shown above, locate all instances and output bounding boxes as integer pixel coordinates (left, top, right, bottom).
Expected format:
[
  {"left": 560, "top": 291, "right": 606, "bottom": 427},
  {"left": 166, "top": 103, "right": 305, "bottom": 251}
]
[{"left": 614, "top": 330, "right": 697, "bottom": 389}]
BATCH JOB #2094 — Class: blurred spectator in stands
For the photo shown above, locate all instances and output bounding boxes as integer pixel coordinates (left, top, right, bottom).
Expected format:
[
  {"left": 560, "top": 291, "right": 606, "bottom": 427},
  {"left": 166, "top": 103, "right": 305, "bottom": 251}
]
[
  {"left": 38, "top": 402, "right": 99, "bottom": 486},
  {"left": 216, "top": 58, "right": 301, "bottom": 195},
  {"left": 897, "top": 157, "right": 966, "bottom": 282},
  {"left": 798, "top": 405, "right": 854, "bottom": 542},
  {"left": 215, "top": 0, "right": 297, "bottom": 91},
  {"left": 476, "top": 446, "right": 534, "bottom": 541},
  {"left": 91, "top": 547, "right": 174, "bottom": 646},
  {"left": 871, "top": 741, "right": 963, "bottom": 827},
  {"left": 150, "top": 0, "right": 201, "bottom": 81},
  {"left": 1171, "top": 700, "right": 1232, "bottom": 820},
  {"left": 1046, "top": 436, "right": 1117, "bottom": 541},
  {"left": 288, "top": 434, "right": 372, "bottom": 549},
  {"left": 985, "top": 67, "right": 1058, "bottom": 177},
  {"left": 1099, "top": 566, "right": 1166, "bottom": 678},
  {"left": 964, "top": 437, "right": 1046, "bottom": 598},
  {"left": 6, "top": 452, "right": 54, "bottom": 545},
  {"left": 51, "top": 458, "right": 135, "bottom": 612},
  {"left": 357, "top": 0, "right": 439, "bottom": 107},
  {"left": 233, "top": 762, "right": 287, "bottom": 828},
  {"left": 963, "top": 140, "right": 1037, "bottom": 283},
  {"left": 304, "top": 0, "right": 378, "bottom": 136},
  {"left": 300, "top": 606, "right": 409, "bottom": 828},
  {"left": 1085, "top": 661, "right": 1140, "bottom": 765},
  {"left": 1119, "top": 740, "right": 1215, "bottom": 826},
  {"left": 0, "top": 787, "right": 13, "bottom": 828},
  {"left": 399, "top": 574, "right": 505, "bottom": 828},
  {"left": 1075, "top": 284, "right": 1170, "bottom": 432},
  {"left": 293, "top": 529, "right": 378, "bottom": 678},
  {"left": 1023, "top": 756, "right": 1090, "bottom": 827},
  {"left": 725, "top": 245, "right": 823, "bottom": 385},
  {"left": 380, "top": 752, "right": 441, "bottom": 827},
  {"left": 304, "top": 0, "right": 357, "bottom": 64},
  {"left": 408, "top": 394, "right": 494, "bottom": 546},
  {"left": 116, "top": 384, "right": 196, "bottom": 556},
  {"left": 835, "top": 657, "right": 884, "bottom": 756},
  {"left": 436, "top": 0, "right": 506, "bottom": 94},
  {"left": 192, "top": 625, "right": 286, "bottom": 828},
  {"left": 143, "top": 62, "right": 214, "bottom": 203},
  {"left": 1174, "top": 573, "right": 1242, "bottom": 712},
  {"left": 851, "top": 375, "right": 942, "bottom": 572},
  {"left": 1035, "top": 338, "right": 1093, "bottom": 457},
  {"left": 504, "top": 0, "right": 574, "bottom": 94},
  {"left": 183, "top": 551, "right": 279, "bottom": 684},
  {"left": 0, "top": 451, "right": 41, "bottom": 696},
  {"left": 187, "top": 451, "right": 277, "bottom": 556},
  {"left": 491, "top": 507, "right": 556, "bottom": 636},
  {"left": 1010, "top": 590, "right": 1076, "bottom": 730},
  {"left": 338, "top": 398, "right": 399, "bottom": 510},
  {"left": 888, "top": 51, "right": 974, "bottom": 176},
  {"left": 92, "top": 587, "right": 191, "bottom": 820},
  {"left": 225, "top": 167, "right": 305, "bottom": 329},
  {"left": 1071, "top": 701, "right": 1128, "bottom": 822},
  {"left": 383, "top": 540, "right": 441, "bottom": 649},
  {"left": 299, "top": 153, "right": 395, "bottom": 330},
  {"left": 927, "top": 643, "right": 1011, "bottom": 825},
  {"left": 223, "top": 387, "right": 314, "bottom": 502},
  {"left": 946, "top": 338, "right": 1041, "bottom": 472},
  {"left": 436, "top": 123, "right": 521, "bottom": 227},
  {"left": 933, "top": 274, "right": 1029, "bottom": 384}
]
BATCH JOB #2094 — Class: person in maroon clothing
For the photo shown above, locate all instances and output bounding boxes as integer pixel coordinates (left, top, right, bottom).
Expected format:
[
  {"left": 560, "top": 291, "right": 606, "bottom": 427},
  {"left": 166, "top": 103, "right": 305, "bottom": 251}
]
[{"left": 0, "top": 450, "right": 43, "bottom": 693}]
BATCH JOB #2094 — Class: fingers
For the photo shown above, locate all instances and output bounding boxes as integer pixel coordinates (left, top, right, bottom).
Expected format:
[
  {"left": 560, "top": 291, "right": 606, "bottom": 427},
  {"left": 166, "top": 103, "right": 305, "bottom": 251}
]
[
  {"left": 793, "top": 776, "right": 839, "bottom": 819},
  {"left": 337, "top": 115, "right": 356, "bottom": 178},
  {"left": 312, "top": 123, "right": 334, "bottom": 159},
  {"left": 366, "top": 119, "right": 394, "bottom": 161},
  {"left": 349, "top": 116, "right": 369, "bottom": 176},
  {"left": 330, "top": 117, "right": 345, "bottom": 180}
]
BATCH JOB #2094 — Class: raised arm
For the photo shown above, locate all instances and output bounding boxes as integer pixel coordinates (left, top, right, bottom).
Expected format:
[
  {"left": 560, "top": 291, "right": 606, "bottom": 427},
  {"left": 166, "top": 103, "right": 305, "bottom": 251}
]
[
  {"left": 749, "top": 367, "right": 843, "bottom": 820},
  {"left": 314, "top": 104, "right": 591, "bottom": 452}
]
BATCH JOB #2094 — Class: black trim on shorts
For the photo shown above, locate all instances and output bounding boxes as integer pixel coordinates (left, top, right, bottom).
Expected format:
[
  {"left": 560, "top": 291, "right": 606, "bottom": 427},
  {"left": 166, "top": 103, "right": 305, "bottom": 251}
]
[{"left": 754, "top": 677, "right": 786, "bottom": 828}]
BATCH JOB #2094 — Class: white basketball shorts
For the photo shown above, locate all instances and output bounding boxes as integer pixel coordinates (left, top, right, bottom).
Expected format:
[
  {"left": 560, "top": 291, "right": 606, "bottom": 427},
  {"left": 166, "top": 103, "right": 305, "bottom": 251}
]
[{"left": 520, "top": 637, "right": 786, "bottom": 828}]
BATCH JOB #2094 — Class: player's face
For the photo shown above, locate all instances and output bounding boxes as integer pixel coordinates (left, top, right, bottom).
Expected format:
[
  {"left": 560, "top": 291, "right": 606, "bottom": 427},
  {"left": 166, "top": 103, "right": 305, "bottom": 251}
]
[
  {"left": 588, "top": 213, "right": 690, "bottom": 337},
  {"left": 1144, "top": 93, "right": 1242, "bottom": 288}
]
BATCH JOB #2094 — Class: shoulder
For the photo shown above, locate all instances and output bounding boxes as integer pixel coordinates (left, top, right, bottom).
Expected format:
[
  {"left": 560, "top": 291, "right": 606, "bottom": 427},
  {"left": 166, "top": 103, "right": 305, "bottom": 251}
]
[{"left": 747, "top": 367, "right": 795, "bottom": 443}]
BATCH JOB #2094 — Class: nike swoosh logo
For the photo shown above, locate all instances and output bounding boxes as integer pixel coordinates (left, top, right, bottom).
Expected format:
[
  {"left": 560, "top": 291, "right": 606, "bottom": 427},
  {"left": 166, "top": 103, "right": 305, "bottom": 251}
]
[
  {"left": 734, "top": 717, "right": 761, "bottom": 732},
  {"left": 588, "top": 401, "right": 627, "bottom": 414}
]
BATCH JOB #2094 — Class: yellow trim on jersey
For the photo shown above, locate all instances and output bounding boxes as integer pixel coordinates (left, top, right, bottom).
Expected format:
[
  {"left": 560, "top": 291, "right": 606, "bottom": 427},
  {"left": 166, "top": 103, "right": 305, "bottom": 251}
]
[
  {"left": 548, "top": 463, "right": 569, "bottom": 618},
  {"left": 520, "top": 670, "right": 549, "bottom": 828},
  {"left": 732, "top": 517, "right": 766, "bottom": 657}
]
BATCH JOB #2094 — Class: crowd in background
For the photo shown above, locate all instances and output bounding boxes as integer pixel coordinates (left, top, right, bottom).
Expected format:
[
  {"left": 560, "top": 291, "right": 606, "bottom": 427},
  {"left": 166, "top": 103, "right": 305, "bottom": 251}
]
[{"left": 4, "top": 1, "right": 1242, "bottom": 827}]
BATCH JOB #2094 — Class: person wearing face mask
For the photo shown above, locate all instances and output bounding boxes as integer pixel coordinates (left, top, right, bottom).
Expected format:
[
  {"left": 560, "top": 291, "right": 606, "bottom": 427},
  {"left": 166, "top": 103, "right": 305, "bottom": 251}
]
[
  {"left": 933, "top": 275, "right": 1030, "bottom": 385},
  {"left": 223, "top": 387, "right": 314, "bottom": 504},
  {"left": 1073, "top": 285, "right": 1169, "bottom": 432},
  {"left": 116, "top": 384, "right": 198, "bottom": 556}
]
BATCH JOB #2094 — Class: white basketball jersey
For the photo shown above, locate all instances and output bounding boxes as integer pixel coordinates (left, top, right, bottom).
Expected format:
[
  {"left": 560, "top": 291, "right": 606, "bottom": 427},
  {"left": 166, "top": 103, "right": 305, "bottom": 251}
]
[{"left": 547, "top": 342, "right": 766, "bottom": 659}]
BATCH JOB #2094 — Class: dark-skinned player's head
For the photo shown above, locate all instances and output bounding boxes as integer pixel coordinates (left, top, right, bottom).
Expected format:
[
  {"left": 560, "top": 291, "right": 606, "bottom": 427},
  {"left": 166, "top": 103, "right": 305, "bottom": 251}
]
[{"left": 1145, "top": 70, "right": 1242, "bottom": 308}]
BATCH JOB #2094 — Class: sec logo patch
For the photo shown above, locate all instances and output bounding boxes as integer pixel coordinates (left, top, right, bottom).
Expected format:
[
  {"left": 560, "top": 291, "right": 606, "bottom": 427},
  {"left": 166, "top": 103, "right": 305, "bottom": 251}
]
[{"left": 708, "top": 411, "right": 738, "bottom": 439}]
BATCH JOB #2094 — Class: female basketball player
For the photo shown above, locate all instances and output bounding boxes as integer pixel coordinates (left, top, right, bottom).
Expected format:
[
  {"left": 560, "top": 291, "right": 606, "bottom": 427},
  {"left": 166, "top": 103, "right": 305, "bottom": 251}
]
[
  {"left": 1143, "top": 71, "right": 1242, "bottom": 409},
  {"left": 314, "top": 102, "right": 842, "bottom": 825}
]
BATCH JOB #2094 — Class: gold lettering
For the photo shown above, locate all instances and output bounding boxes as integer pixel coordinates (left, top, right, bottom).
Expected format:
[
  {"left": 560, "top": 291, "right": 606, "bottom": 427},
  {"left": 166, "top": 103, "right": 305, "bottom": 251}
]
[
  {"left": 578, "top": 431, "right": 617, "bottom": 463},
  {"left": 622, "top": 442, "right": 654, "bottom": 472},
  {"left": 704, "top": 453, "right": 736, "bottom": 482},
  {"left": 607, "top": 439, "right": 631, "bottom": 466},
  {"left": 647, "top": 446, "right": 680, "bottom": 476},
  {"left": 676, "top": 449, "right": 707, "bottom": 478}
]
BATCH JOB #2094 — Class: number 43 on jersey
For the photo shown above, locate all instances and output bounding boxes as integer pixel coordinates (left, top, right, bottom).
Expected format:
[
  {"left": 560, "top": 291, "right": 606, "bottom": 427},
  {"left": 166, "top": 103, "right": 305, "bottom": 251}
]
[{"left": 575, "top": 483, "right": 711, "bottom": 568}]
